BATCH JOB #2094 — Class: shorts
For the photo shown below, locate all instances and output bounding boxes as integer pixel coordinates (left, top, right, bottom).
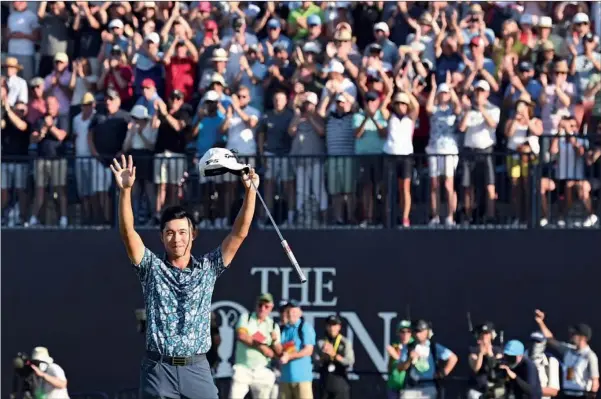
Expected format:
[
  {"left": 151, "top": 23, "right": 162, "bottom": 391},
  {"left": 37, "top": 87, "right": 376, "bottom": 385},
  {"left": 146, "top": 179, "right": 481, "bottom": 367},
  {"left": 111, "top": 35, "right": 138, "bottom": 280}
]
[
  {"left": 327, "top": 156, "right": 355, "bottom": 194},
  {"left": 1, "top": 162, "right": 29, "bottom": 190},
  {"left": 357, "top": 155, "right": 383, "bottom": 185},
  {"left": 389, "top": 156, "right": 414, "bottom": 180},
  {"left": 154, "top": 151, "right": 187, "bottom": 185},
  {"left": 279, "top": 381, "right": 313, "bottom": 399},
  {"left": 264, "top": 152, "right": 293, "bottom": 181},
  {"left": 428, "top": 155, "right": 459, "bottom": 178},
  {"left": 461, "top": 147, "right": 495, "bottom": 188},
  {"left": 75, "top": 157, "right": 112, "bottom": 196},
  {"left": 34, "top": 159, "right": 68, "bottom": 188},
  {"left": 223, "top": 155, "right": 256, "bottom": 183}
]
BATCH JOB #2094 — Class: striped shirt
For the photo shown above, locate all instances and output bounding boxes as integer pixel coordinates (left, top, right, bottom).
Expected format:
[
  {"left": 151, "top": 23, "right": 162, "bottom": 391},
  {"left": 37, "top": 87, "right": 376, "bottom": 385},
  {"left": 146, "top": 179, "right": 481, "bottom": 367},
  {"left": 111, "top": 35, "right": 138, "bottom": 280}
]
[
  {"left": 556, "top": 132, "right": 588, "bottom": 180},
  {"left": 326, "top": 112, "right": 355, "bottom": 155}
]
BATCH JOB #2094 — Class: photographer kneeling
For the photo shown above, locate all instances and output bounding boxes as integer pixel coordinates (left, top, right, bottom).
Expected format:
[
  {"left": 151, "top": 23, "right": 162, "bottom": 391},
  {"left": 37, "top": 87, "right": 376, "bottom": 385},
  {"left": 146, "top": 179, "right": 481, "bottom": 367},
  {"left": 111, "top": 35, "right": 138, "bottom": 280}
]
[
  {"left": 29, "top": 347, "right": 69, "bottom": 399},
  {"left": 500, "top": 340, "right": 542, "bottom": 399}
]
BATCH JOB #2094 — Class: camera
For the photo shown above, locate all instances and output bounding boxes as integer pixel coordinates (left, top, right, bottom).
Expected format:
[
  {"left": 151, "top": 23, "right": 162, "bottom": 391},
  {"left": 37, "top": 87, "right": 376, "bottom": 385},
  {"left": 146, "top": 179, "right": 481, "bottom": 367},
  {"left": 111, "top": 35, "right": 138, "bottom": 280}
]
[{"left": 13, "top": 352, "right": 48, "bottom": 377}]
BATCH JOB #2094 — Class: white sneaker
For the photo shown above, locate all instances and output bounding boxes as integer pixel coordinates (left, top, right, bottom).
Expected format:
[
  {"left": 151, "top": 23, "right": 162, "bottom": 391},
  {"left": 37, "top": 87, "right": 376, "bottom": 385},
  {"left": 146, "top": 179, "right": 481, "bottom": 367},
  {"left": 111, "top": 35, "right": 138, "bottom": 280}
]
[
  {"left": 28, "top": 216, "right": 39, "bottom": 227},
  {"left": 557, "top": 219, "right": 566, "bottom": 228},
  {"left": 539, "top": 218, "right": 548, "bottom": 227},
  {"left": 444, "top": 217, "right": 455, "bottom": 227},
  {"left": 583, "top": 214, "right": 599, "bottom": 227},
  {"left": 221, "top": 217, "right": 230, "bottom": 228},
  {"left": 59, "top": 216, "right": 68, "bottom": 228},
  {"left": 428, "top": 217, "right": 440, "bottom": 226}
]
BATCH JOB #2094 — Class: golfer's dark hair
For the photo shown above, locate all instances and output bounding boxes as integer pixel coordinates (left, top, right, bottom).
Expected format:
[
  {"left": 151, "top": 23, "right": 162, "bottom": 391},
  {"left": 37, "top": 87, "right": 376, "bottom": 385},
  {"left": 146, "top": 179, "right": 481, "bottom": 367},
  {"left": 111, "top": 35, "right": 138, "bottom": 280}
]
[{"left": 159, "top": 206, "right": 194, "bottom": 231}]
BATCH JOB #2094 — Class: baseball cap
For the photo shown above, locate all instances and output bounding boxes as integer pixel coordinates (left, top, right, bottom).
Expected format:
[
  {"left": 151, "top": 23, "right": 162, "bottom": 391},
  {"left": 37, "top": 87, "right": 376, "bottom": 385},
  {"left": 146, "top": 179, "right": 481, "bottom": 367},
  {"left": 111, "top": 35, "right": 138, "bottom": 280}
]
[
  {"left": 325, "top": 60, "right": 345, "bottom": 74},
  {"left": 267, "top": 18, "right": 281, "bottom": 29},
  {"left": 81, "top": 92, "right": 95, "bottom": 105},
  {"left": 307, "top": 14, "right": 322, "bottom": 26},
  {"left": 541, "top": 40, "right": 555, "bottom": 51},
  {"left": 538, "top": 16, "right": 553, "bottom": 28},
  {"left": 368, "top": 43, "right": 383, "bottom": 53},
  {"left": 530, "top": 331, "right": 546, "bottom": 343},
  {"left": 518, "top": 61, "right": 534, "bottom": 73},
  {"left": 205, "top": 20, "right": 218, "bottom": 31},
  {"left": 304, "top": 92, "right": 319, "bottom": 105},
  {"left": 210, "top": 73, "right": 226, "bottom": 86},
  {"left": 437, "top": 83, "right": 450, "bottom": 94},
  {"left": 326, "top": 315, "right": 342, "bottom": 325},
  {"left": 474, "top": 80, "right": 490, "bottom": 92},
  {"left": 286, "top": 299, "right": 301, "bottom": 308},
  {"left": 519, "top": 14, "right": 534, "bottom": 25},
  {"left": 203, "top": 90, "right": 219, "bottom": 102},
  {"left": 413, "top": 320, "right": 430, "bottom": 332},
  {"left": 130, "top": 104, "right": 150, "bottom": 120},
  {"left": 30, "top": 77, "right": 44, "bottom": 87},
  {"left": 108, "top": 19, "right": 124, "bottom": 29},
  {"left": 334, "top": 29, "right": 352, "bottom": 41},
  {"left": 393, "top": 92, "right": 410, "bottom": 105},
  {"left": 257, "top": 293, "right": 274, "bottom": 303},
  {"left": 54, "top": 52, "right": 69, "bottom": 63},
  {"left": 141, "top": 78, "right": 156, "bottom": 88},
  {"left": 373, "top": 22, "right": 389, "bottom": 34},
  {"left": 278, "top": 299, "right": 291, "bottom": 311},
  {"left": 573, "top": 13, "right": 589, "bottom": 24},
  {"left": 111, "top": 45, "right": 123, "bottom": 55},
  {"left": 303, "top": 41, "right": 321, "bottom": 54},
  {"left": 475, "top": 322, "right": 495, "bottom": 335},
  {"left": 335, "top": 93, "right": 348, "bottom": 103},
  {"left": 171, "top": 90, "right": 184, "bottom": 100},
  {"left": 105, "top": 89, "right": 120, "bottom": 100},
  {"left": 470, "top": 36, "right": 485, "bottom": 48},
  {"left": 569, "top": 323, "right": 592, "bottom": 340},
  {"left": 198, "top": 1, "right": 211, "bottom": 13},
  {"left": 274, "top": 42, "right": 288, "bottom": 53},
  {"left": 145, "top": 32, "right": 160, "bottom": 44},
  {"left": 397, "top": 319, "right": 412, "bottom": 331},
  {"left": 365, "top": 91, "right": 379, "bottom": 101},
  {"left": 504, "top": 340, "right": 525, "bottom": 356}
]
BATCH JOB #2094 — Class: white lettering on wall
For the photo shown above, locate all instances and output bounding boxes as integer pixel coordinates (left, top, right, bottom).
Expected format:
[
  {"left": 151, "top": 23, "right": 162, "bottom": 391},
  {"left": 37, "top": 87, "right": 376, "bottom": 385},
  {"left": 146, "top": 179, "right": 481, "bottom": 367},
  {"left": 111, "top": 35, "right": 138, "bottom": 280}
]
[{"left": 313, "top": 268, "right": 337, "bottom": 306}]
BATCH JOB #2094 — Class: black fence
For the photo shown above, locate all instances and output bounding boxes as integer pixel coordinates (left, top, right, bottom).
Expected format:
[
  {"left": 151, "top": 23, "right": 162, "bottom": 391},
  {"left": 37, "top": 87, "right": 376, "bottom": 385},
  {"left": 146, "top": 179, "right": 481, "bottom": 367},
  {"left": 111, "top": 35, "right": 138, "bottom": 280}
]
[{"left": 2, "top": 136, "right": 601, "bottom": 229}]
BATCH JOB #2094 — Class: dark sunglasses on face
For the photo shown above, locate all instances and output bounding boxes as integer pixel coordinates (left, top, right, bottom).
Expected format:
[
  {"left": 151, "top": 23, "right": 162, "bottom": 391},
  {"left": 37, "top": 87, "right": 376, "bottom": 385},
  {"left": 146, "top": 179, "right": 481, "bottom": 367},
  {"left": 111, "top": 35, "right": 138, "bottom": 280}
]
[{"left": 238, "top": 94, "right": 248, "bottom": 99}]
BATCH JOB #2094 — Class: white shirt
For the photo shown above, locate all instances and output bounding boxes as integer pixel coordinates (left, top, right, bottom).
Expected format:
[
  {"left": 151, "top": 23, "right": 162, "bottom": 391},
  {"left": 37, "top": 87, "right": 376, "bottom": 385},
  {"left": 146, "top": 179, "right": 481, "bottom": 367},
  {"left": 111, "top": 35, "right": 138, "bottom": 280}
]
[
  {"left": 463, "top": 103, "right": 500, "bottom": 149},
  {"left": 73, "top": 111, "right": 96, "bottom": 156},
  {"left": 226, "top": 105, "right": 261, "bottom": 155},
  {"left": 383, "top": 114, "right": 414, "bottom": 155},
  {"left": 38, "top": 363, "right": 69, "bottom": 399},
  {"left": 506, "top": 121, "right": 529, "bottom": 152},
  {"left": 562, "top": 344, "right": 600, "bottom": 394},
  {"left": 530, "top": 354, "right": 561, "bottom": 399},
  {"left": 129, "top": 123, "right": 158, "bottom": 151},
  {"left": 7, "top": 75, "right": 28, "bottom": 106},
  {"left": 7, "top": 9, "right": 39, "bottom": 55}
]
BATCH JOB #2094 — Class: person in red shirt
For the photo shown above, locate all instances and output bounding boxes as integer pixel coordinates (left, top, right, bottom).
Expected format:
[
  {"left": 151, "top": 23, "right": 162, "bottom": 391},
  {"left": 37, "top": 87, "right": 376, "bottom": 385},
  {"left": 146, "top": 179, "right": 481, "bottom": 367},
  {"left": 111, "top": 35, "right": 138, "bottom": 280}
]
[
  {"left": 163, "top": 35, "right": 199, "bottom": 103},
  {"left": 98, "top": 46, "right": 134, "bottom": 109}
]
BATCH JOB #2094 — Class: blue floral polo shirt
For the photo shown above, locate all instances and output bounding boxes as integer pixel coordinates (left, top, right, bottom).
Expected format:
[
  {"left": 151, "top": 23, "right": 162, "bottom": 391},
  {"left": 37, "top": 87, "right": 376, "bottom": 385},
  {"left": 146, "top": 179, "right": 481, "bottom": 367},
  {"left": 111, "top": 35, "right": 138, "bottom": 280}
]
[{"left": 134, "top": 246, "right": 226, "bottom": 356}]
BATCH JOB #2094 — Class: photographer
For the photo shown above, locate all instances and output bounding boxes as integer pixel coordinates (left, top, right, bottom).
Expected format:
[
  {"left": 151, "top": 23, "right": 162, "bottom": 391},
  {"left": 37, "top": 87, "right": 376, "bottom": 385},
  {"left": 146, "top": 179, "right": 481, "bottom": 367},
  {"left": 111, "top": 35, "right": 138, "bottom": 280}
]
[
  {"left": 535, "top": 310, "right": 599, "bottom": 398},
  {"left": 315, "top": 315, "right": 355, "bottom": 399},
  {"left": 499, "top": 340, "right": 542, "bottom": 399},
  {"left": 397, "top": 320, "right": 458, "bottom": 399},
  {"left": 30, "top": 347, "right": 69, "bottom": 399},
  {"left": 467, "top": 322, "right": 504, "bottom": 399},
  {"left": 525, "top": 332, "right": 560, "bottom": 399}
]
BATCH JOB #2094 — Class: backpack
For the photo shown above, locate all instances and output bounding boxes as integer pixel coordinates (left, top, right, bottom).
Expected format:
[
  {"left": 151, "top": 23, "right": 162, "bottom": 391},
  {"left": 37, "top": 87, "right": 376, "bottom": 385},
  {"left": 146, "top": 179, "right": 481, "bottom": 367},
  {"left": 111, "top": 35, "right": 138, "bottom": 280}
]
[{"left": 297, "top": 317, "right": 306, "bottom": 349}]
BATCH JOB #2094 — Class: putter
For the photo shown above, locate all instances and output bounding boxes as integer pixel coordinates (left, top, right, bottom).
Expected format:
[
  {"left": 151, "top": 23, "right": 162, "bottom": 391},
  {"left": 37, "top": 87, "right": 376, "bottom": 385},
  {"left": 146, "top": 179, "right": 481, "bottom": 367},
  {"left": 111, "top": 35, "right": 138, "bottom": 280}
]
[{"left": 199, "top": 149, "right": 307, "bottom": 283}]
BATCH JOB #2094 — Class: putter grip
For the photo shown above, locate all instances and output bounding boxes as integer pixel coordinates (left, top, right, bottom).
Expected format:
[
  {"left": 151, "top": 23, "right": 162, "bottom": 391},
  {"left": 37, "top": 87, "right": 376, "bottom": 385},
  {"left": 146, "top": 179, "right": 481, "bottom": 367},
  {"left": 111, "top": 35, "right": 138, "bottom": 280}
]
[{"left": 281, "top": 240, "right": 307, "bottom": 283}]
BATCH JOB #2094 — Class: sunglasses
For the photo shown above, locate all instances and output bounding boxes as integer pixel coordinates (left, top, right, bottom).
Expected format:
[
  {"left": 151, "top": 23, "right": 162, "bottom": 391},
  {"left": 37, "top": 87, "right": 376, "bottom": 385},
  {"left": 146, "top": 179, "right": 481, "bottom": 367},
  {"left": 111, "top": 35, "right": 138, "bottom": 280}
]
[{"left": 237, "top": 94, "right": 248, "bottom": 99}]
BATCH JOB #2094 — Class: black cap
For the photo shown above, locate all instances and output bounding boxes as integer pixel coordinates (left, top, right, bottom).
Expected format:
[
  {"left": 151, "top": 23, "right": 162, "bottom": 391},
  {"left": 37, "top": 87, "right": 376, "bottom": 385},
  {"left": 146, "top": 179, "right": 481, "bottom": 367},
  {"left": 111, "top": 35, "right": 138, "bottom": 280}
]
[
  {"left": 111, "top": 45, "right": 123, "bottom": 55},
  {"left": 233, "top": 17, "right": 244, "bottom": 28},
  {"left": 274, "top": 42, "right": 288, "bottom": 53},
  {"left": 414, "top": 319, "right": 430, "bottom": 332},
  {"left": 171, "top": 90, "right": 184, "bottom": 100},
  {"left": 366, "top": 91, "right": 379, "bottom": 101},
  {"left": 326, "top": 315, "right": 342, "bottom": 325},
  {"left": 475, "top": 322, "right": 495, "bottom": 335},
  {"left": 518, "top": 61, "right": 534, "bottom": 72},
  {"left": 569, "top": 323, "right": 592, "bottom": 340},
  {"left": 281, "top": 299, "right": 301, "bottom": 309},
  {"left": 106, "top": 89, "right": 120, "bottom": 100},
  {"left": 368, "top": 43, "right": 382, "bottom": 53}
]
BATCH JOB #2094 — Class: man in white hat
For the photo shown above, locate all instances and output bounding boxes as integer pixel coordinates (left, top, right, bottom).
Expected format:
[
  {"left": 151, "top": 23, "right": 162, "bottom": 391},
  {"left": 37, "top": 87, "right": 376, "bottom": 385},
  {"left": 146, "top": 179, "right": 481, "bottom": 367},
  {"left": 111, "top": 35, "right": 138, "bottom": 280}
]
[
  {"left": 2, "top": 57, "right": 28, "bottom": 106},
  {"left": 110, "top": 143, "right": 258, "bottom": 398},
  {"left": 43, "top": 52, "right": 71, "bottom": 130},
  {"left": 29, "top": 346, "right": 69, "bottom": 399},
  {"left": 198, "top": 48, "right": 230, "bottom": 92}
]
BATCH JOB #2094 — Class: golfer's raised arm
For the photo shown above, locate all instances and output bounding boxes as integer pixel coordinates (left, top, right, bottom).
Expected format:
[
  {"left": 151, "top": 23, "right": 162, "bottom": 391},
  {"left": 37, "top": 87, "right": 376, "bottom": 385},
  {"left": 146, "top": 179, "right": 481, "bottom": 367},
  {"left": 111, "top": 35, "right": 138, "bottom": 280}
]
[
  {"left": 110, "top": 155, "right": 145, "bottom": 265},
  {"left": 221, "top": 168, "right": 258, "bottom": 266}
]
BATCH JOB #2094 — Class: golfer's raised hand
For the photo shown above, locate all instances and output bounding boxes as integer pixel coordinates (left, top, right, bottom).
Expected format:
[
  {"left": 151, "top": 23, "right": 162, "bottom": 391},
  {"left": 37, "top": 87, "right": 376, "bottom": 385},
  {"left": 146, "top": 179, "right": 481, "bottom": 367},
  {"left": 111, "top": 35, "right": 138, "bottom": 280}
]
[
  {"left": 110, "top": 154, "right": 136, "bottom": 190},
  {"left": 242, "top": 167, "right": 259, "bottom": 191}
]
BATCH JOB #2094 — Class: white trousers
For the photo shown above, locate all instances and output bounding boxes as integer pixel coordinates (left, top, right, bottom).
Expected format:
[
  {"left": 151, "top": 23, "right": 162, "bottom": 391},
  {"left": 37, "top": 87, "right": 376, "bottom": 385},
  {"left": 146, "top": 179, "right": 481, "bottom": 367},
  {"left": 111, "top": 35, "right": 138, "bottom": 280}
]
[
  {"left": 295, "top": 160, "right": 328, "bottom": 212},
  {"left": 229, "top": 364, "right": 276, "bottom": 399}
]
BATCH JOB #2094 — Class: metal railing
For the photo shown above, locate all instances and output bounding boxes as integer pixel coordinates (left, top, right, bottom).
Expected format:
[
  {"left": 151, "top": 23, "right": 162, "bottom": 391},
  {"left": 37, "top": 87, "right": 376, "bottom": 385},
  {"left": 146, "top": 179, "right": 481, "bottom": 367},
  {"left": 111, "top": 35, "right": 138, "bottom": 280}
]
[{"left": 1, "top": 135, "right": 599, "bottom": 229}]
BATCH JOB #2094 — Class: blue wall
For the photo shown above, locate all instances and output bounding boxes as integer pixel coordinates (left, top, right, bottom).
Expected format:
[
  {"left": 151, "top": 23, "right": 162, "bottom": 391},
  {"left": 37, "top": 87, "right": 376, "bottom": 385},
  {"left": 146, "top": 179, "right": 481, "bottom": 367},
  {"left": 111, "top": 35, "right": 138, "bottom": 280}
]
[{"left": 2, "top": 230, "right": 600, "bottom": 395}]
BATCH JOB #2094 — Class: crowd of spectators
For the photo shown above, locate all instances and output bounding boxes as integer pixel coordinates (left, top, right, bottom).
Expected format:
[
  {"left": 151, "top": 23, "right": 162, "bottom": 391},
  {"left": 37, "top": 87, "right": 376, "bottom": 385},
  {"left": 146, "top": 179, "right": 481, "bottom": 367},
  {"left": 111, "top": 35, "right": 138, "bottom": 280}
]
[{"left": 1, "top": 1, "right": 601, "bottom": 229}]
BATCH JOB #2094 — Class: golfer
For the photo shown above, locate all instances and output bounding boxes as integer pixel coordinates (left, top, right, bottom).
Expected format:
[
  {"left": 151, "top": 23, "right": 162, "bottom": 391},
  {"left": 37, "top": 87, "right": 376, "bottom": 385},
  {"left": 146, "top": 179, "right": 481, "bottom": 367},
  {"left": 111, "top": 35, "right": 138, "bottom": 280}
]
[{"left": 110, "top": 154, "right": 258, "bottom": 399}]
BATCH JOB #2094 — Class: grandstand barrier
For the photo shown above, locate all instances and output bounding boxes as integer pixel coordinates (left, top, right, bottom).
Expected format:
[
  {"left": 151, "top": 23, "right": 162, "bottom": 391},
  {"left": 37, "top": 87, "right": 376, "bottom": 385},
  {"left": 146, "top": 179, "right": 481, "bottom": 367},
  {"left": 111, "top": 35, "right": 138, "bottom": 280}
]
[
  {"left": 3, "top": 136, "right": 600, "bottom": 229},
  {"left": 2, "top": 229, "right": 599, "bottom": 394}
]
